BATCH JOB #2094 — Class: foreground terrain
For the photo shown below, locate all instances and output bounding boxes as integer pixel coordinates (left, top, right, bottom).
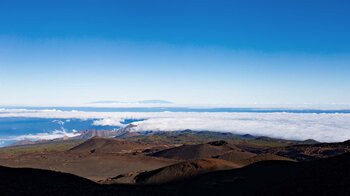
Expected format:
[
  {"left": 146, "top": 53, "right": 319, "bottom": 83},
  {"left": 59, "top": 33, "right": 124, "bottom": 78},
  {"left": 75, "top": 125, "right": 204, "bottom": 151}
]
[
  {"left": 1, "top": 153, "right": 350, "bottom": 195},
  {"left": 0, "top": 130, "right": 349, "bottom": 195}
]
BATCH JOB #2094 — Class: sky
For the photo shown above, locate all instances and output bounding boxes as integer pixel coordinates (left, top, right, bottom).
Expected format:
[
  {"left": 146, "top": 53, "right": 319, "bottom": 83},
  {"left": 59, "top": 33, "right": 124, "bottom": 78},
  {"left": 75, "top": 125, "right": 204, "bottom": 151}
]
[{"left": 0, "top": 0, "right": 350, "bottom": 106}]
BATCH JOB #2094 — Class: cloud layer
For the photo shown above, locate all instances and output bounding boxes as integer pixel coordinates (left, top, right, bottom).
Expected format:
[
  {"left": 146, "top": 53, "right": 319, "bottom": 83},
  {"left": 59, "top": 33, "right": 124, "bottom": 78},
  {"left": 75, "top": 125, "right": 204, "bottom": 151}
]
[
  {"left": 1, "top": 108, "right": 350, "bottom": 142},
  {"left": 12, "top": 129, "right": 80, "bottom": 141}
]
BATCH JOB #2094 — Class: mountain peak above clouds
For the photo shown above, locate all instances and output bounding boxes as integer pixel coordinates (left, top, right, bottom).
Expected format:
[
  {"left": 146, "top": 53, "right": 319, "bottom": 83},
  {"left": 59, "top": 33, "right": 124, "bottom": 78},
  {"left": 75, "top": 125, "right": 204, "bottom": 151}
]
[{"left": 89, "top": 100, "right": 174, "bottom": 105}]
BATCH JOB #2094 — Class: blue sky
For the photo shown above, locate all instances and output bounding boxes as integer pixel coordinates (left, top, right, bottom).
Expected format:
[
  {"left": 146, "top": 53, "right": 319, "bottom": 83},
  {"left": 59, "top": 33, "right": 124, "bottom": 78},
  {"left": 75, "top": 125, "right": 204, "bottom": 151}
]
[{"left": 0, "top": 0, "right": 350, "bottom": 106}]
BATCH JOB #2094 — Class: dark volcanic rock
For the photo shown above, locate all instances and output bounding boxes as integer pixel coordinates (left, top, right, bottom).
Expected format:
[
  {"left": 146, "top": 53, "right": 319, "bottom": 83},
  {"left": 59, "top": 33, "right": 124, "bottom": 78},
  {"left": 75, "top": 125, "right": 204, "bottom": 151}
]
[
  {"left": 2, "top": 153, "right": 350, "bottom": 195},
  {"left": 208, "top": 140, "right": 228, "bottom": 146},
  {"left": 261, "top": 140, "right": 350, "bottom": 161},
  {"left": 151, "top": 141, "right": 235, "bottom": 160}
]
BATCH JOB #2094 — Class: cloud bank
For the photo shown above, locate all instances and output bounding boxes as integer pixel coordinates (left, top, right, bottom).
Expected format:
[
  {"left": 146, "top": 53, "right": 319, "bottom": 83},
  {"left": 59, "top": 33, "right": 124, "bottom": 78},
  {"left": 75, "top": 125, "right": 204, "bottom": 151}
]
[
  {"left": 12, "top": 129, "right": 80, "bottom": 141},
  {"left": 0, "top": 129, "right": 81, "bottom": 147},
  {"left": 1, "top": 108, "right": 350, "bottom": 142}
]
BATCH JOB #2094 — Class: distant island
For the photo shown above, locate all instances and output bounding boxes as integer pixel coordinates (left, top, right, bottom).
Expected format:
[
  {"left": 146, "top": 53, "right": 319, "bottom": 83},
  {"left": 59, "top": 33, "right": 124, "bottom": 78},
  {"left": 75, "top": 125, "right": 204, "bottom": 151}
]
[{"left": 89, "top": 100, "right": 174, "bottom": 105}]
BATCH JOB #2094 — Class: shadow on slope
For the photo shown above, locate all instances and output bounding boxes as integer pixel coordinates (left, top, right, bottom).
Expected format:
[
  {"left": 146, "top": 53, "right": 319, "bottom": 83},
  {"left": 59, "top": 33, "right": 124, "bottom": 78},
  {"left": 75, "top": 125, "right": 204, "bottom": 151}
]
[
  {"left": 103, "top": 158, "right": 240, "bottom": 184},
  {"left": 151, "top": 140, "right": 248, "bottom": 160},
  {"left": 1, "top": 153, "right": 350, "bottom": 195},
  {"left": 261, "top": 139, "right": 350, "bottom": 161},
  {"left": 68, "top": 137, "right": 151, "bottom": 154},
  {"left": 169, "top": 153, "right": 350, "bottom": 195}
]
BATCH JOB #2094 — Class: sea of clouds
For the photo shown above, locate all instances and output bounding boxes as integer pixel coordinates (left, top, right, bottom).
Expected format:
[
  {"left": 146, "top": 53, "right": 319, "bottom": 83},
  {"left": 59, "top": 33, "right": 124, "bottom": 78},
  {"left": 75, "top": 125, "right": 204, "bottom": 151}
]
[
  {"left": 12, "top": 129, "right": 80, "bottom": 141},
  {"left": 1, "top": 108, "right": 350, "bottom": 142}
]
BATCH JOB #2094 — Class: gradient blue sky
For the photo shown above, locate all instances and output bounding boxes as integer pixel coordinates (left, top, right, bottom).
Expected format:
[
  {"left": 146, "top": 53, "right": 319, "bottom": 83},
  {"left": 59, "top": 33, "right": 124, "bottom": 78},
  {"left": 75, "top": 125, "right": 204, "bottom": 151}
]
[{"left": 0, "top": 0, "right": 350, "bottom": 106}]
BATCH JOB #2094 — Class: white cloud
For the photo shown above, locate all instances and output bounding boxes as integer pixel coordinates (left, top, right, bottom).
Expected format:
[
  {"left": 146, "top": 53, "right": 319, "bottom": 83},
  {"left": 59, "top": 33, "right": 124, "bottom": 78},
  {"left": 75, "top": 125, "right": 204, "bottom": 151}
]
[
  {"left": 12, "top": 130, "right": 81, "bottom": 141},
  {"left": 0, "top": 130, "right": 81, "bottom": 146},
  {"left": 129, "top": 113, "right": 350, "bottom": 142},
  {"left": 0, "top": 108, "right": 350, "bottom": 142},
  {"left": 53, "top": 120, "right": 65, "bottom": 125},
  {"left": 92, "top": 118, "right": 124, "bottom": 127}
]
